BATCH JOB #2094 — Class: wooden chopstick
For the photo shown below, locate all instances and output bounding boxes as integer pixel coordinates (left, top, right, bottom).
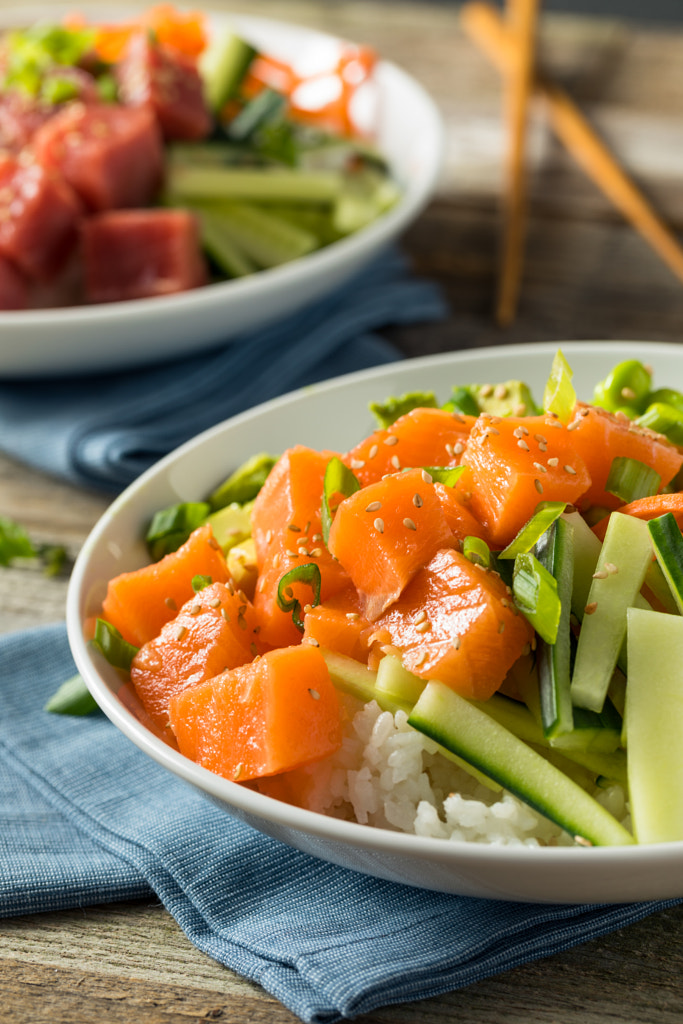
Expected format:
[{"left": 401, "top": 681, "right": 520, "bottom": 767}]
[
  {"left": 496, "top": 0, "right": 542, "bottom": 326},
  {"left": 461, "top": 1, "right": 683, "bottom": 291}
]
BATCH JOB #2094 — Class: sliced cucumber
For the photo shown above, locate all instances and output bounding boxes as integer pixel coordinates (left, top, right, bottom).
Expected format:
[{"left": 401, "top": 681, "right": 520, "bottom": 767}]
[
  {"left": 648, "top": 512, "right": 683, "bottom": 614},
  {"left": 563, "top": 509, "right": 601, "bottom": 620},
  {"left": 626, "top": 607, "right": 683, "bottom": 843},
  {"left": 375, "top": 655, "right": 425, "bottom": 705},
  {"left": 199, "top": 25, "right": 258, "bottom": 112},
  {"left": 408, "top": 681, "right": 634, "bottom": 846},
  {"left": 570, "top": 513, "right": 652, "bottom": 712},
  {"left": 194, "top": 202, "right": 319, "bottom": 268},
  {"left": 166, "top": 165, "right": 344, "bottom": 204},
  {"left": 535, "top": 517, "right": 574, "bottom": 739}
]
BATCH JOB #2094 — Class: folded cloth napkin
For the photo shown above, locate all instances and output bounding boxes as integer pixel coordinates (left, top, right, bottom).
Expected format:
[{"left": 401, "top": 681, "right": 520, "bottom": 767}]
[
  {"left": 0, "top": 250, "right": 446, "bottom": 494},
  {"left": 1, "top": 624, "right": 679, "bottom": 1023}
]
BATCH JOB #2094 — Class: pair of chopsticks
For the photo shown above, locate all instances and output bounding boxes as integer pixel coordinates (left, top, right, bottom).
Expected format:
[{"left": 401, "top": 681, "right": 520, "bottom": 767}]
[{"left": 461, "top": 1, "right": 683, "bottom": 326}]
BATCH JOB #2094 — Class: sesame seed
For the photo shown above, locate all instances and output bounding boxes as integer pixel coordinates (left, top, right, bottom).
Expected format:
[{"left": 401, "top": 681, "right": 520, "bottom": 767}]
[
  {"left": 311, "top": 547, "right": 324, "bottom": 557},
  {"left": 416, "top": 620, "right": 431, "bottom": 633},
  {"left": 233, "top": 763, "right": 244, "bottom": 780},
  {"left": 297, "top": 536, "right": 308, "bottom": 546},
  {"left": 415, "top": 609, "right": 428, "bottom": 624},
  {"left": 414, "top": 650, "right": 429, "bottom": 666},
  {"left": 421, "top": 470, "right": 433, "bottom": 484},
  {"left": 445, "top": 443, "right": 454, "bottom": 457},
  {"left": 346, "top": 612, "right": 360, "bottom": 620},
  {"left": 384, "top": 435, "right": 399, "bottom": 446},
  {"left": 451, "top": 411, "right": 465, "bottom": 423},
  {"left": 305, "top": 638, "right": 320, "bottom": 648},
  {"left": 538, "top": 442, "right": 548, "bottom": 453},
  {"left": 368, "top": 444, "right": 378, "bottom": 459},
  {"left": 494, "top": 384, "right": 508, "bottom": 400},
  {"left": 350, "top": 458, "right": 365, "bottom": 469},
  {"left": 487, "top": 427, "right": 500, "bottom": 436},
  {"left": 273, "top": 552, "right": 281, "bottom": 568},
  {"left": 593, "top": 570, "right": 608, "bottom": 579},
  {"left": 189, "top": 602, "right": 201, "bottom": 615},
  {"left": 403, "top": 517, "right": 417, "bottom": 531},
  {"left": 513, "top": 426, "right": 528, "bottom": 438},
  {"left": 534, "top": 434, "right": 548, "bottom": 444},
  {"left": 534, "top": 479, "right": 544, "bottom": 494},
  {"left": 208, "top": 597, "right": 221, "bottom": 608},
  {"left": 479, "top": 384, "right": 493, "bottom": 397},
  {"left": 452, "top": 636, "right": 461, "bottom": 650},
  {"left": 574, "top": 835, "right": 593, "bottom": 847},
  {"left": 266, "top": 529, "right": 273, "bottom": 543},
  {"left": 567, "top": 419, "right": 581, "bottom": 431},
  {"left": 208, "top": 537, "right": 220, "bottom": 550},
  {"left": 621, "top": 386, "right": 636, "bottom": 400},
  {"left": 174, "top": 624, "right": 187, "bottom": 640},
  {"left": 312, "top": 533, "right": 323, "bottom": 543},
  {"left": 514, "top": 404, "right": 527, "bottom": 415},
  {"left": 366, "top": 500, "right": 382, "bottom": 512},
  {"left": 533, "top": 462, "right": 547, "bottom": 473},
  {"left": 413, "top": 493, "right": 423, "bottom": 508},
  {"left": 584, "top": 601, "right": 598, "bottom": 615},
  {"left": 522, "top": 642, "right": 531, "bottom": 656},
  {"left": 517, "top": 439, "right": 530, "bottom": 451},
  {"left": 288, "top": 523, "right": 301, "bottom": 532},
  {"left": 498, "top": 621, "right": 505, "bottom": 634},
  {"left": 390, "top": 455, "right": 401, "bottom": 470},
  {"left": 286, "top": 550, "right": 297, "bottom": 558},
  {"left": 454, "top": 442, "right": 465, "bottom": 456},
  {"left": 165, "top": 597, "right": 177, "bottom": 611},
  {"left": 547, "top": 457, "right": 559, "bottom": 467},
  {"left": 604, "top": 562, "right": 619, "bottom": 575},
  {"left": 564, "top": 465, "right": 577, "bottom": 475},
  {"left": 374, "top": 518, "right": 385, "bottom": 533}
]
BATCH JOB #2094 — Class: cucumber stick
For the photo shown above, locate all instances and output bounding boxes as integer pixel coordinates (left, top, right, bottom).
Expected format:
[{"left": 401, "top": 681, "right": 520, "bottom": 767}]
[
  {"left": 408, "top": 681, "right": 634, "bottom": 846},
  {"left": 167, "top": 165, "right": 344, "bottom": 203},
  {"left": 626, "top": 608, "right": 683, "bottom": 843},
  {"left": 570, "top": 513, "right": 653, "bottom": 712}
]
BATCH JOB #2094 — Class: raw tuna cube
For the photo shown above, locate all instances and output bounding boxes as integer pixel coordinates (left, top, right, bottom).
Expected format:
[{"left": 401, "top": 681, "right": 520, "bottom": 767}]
[
  {"left": 0, "top": 91, "right": 55, "bottom": 153},
  {"left": 0, "top": 156, "right": 82, "bottom": 281},
  {"left": 32, "top": 102, "right": 164, "bottom": 211},
  {"left": 116, "top": 32, "right": 212, "bottom": 141},
  {"left": 82, "top": 209, "right": 207, "bottom": 303},
  {"left": 0, "top": 254, "right": 28, "bottom": 309}
]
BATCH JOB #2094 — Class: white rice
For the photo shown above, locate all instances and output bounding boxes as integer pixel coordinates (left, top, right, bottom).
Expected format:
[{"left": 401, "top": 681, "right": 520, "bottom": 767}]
[{"left": 296, "top": 697, "right": 630, "bottom": 847}]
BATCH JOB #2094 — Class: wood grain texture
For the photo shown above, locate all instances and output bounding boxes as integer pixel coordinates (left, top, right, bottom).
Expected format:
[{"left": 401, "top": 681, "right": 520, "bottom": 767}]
[{"left": 3, "top": 1, "right": 683, "bottom": 1020}]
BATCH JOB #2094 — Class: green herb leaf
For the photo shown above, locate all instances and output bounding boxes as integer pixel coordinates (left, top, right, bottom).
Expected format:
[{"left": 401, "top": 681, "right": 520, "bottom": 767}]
[
  {"left": 369, "top": 391, "right": 437, "bottom": 429},
  {"left": 321, "top": 457, "right": 360, "bottom": 544},
  {"left": 92, "top": 619, "right": 139, "bottom": 671},
  {"left": 606, "top": 457, "right": 661, "bottom": 504},
  {"left": 44, "top": 673, "right": 98, "bottom": 716},
  {"left": 276, "top": 563, "right": 322, "bottom": 631}
]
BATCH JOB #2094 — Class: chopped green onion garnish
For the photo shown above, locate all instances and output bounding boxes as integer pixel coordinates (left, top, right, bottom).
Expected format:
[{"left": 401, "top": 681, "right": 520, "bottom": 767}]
[
  {"left": 512, "top": 552, "right": 561, "bottom": 644},
  {"left": 146, "top": 502, "right": 211, "bottom": 560},
  {"left": 44, "top": 673, "right": 98, "bottom": 716},
  {"left": 543, "top": 349, "right": 576, "bottom": 424},
  {"left": 92, "top": 619, "right": 139, "bottom": 672},
  {"left": 192, "top": 574, "right": 213, "bottom": 592},
  {"left": 498, "top": 502, "right": 567, "bottom": 559},
  {"left": 368, "top": 391, "right": 437, "bottom": 429},
  {"left": 463, "top": 535, "right": 491, "bottom": 568},
  {"left": 209, "top": 452, "right": 277, "bottom": 511},
  {"left": 276, "top": 563, "right": 321, "bottom": 631},
  {"left": 648, "top": 513, "right": 683, "bottom": 615},
  {"left": 322, "top": 457, "right": 360, "bottom": 544},
  {"left": 606, "top": 456, "right": 661, "bottom": 504},
  {"left": 422, "top": 466, "right": 466, "bottom": 488}
]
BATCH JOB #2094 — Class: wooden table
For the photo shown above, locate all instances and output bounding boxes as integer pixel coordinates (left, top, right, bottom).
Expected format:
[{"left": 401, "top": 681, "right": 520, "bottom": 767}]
[{"left": 3, "top": 1, "right": 683, "bottom": 1020}]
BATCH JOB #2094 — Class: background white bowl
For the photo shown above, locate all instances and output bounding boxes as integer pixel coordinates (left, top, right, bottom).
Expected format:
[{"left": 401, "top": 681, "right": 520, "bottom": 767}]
[
  {"left": 66, "top": 340, "right": 683, "bottom": 904},
  {"left": 0, "top": 5, "right": 443, "bottom": 377}
]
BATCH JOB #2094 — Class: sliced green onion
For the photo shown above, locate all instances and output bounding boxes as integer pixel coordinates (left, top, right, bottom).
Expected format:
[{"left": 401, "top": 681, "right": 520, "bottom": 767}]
[
  {"left": 92, "top": 619, "right": 139, "bottom": 672},
  {"left": 422, "top": 466, "right": 466, "bottom": 487},
  {"left": 606, "top": 456, "right": 661, "bottom": 504},
  {"left": 209, "top": 453, "right": 277, "bottom": 511},
  {"left": 512, "top": 552, "right": 561, "bottom": 644},
  {"left": 535, "top": 518, "right": 574, "bottom": 740},
  {"left": 498, "top": 502, "right": 567, "bottom": 559},
  {"left": 276, "top": 563, "right": 321, "bottom": 631},
  {"left": 648, "top": 513, "right": 683, "bottom": 614},
  {"left": 322, "top": 457, "right": 360, "bottom": 544},
  {"left": 463, "top": 535, "right": 491, "bottom": 568},
  {"left": 543, "top": 348, "right": 576, "bottom": 424},
  {"left": 44, "top": 673, "right": 98, "bottom": 716},
  {"left": 368, "top": 391, "right": 437, "bottom": 429},
  {"left": 192, "top": 574, "right": 213, "bottom": 592},
  {"left": 146, "top": 502, "right": 210, "bottom": 560}
]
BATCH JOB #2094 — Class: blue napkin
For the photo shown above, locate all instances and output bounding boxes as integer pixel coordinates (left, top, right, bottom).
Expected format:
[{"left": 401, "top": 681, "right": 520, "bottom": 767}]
[
  {"left": 0, "top": 250, "right": 446, "bottom": 493},
  {"left": 1, "top": 623, "right": 678, "bottom": 1023}
]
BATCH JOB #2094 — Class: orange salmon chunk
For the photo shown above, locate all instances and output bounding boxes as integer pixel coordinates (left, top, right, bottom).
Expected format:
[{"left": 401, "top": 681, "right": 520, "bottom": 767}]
[
  {"left": 168, "top": 645, "right": 343, "bottom": 782},
  {"left": 343, "top": 406, "right": 475, "bottom": 488},
  {"left": 130, "top": 581, "right": 262, "bottom": 730},
  {"left": 302, "top": 585, "right": 374, "bottom": 662},
  {"left": 459, "top": 413, "right": 592, "bottom": 548},
  {"left": 101, "top": 523, "right": 231, "bottom": 647},
  {"left": 327, "top": 468, "right": 459, "bottom": 620},
  {"left": 372, "top": 547, "right": 534, "bottom": 701}
]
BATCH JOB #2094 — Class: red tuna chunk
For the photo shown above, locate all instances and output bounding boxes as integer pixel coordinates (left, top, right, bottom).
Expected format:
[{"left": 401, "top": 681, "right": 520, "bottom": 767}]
[
  {"left": 0, "top": 254, "right": 28, "bottom": 309},
  {"left": 82, "top": 208, "right": 207, "bottom": 303},
  {"left": 0, "top": 156, "right": 81, "bottom": 281},
  {"left": 32, "top": 102, "right": 164, "bottom": 211},
  {"left": 0, "top": 91, "right": 55, "bottom": 153},
  {"left": 116, "top": 33, "right": 212, "bottom": 141}
]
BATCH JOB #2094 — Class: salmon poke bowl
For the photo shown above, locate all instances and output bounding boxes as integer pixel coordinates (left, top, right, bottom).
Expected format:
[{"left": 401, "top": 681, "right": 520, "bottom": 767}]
[
  {"left": 66, "top": 340, "right": 683, "bottom": 903},
  {"left": 0, "top": 3, "right": 442, "bottom": 375}
]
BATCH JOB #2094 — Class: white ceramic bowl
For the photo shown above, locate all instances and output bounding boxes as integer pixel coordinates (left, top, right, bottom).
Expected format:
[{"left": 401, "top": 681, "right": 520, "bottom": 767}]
[
  {"left": 66, "top": 340, "right": 683, "bottom": 904},
  {"left": 0, "top": 5, "right": 443, "bottom": 377}
]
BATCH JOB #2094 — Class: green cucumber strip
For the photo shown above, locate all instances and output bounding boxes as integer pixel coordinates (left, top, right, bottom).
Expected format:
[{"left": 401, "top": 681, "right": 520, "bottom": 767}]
[
  {"left": 194, "top": 202, "right": 319, "bottom": 268},
  {"left": 626, "top": 607, "right": 683, "bottom": 843},
  {"left": 408, "top": 681, "right": 633, "bottom": 846},
  {"left": 209, "top": 453, "right": 276, "bottom": 511},
  {"left": 499, "top": 502, "right": 566, "bottom": 559},
  {"left": 375, "top": 654, "right": 426, "bottom": 705},
  {"left": 605, "top": 456, "right": 661, "bottom": 504},
  {"left": 563, "top": 510, "right": 601, "bottom": 620},
  {"left": 166, "top": 165, "right": 344, "bottom": 204},
  {"left": 322, "top": 457, "right": 360, "bottom": 545},
  {"left": 332, "top": 167, "right": 400, "bottom": 235},
  {"left": 512, "top": 551, "right": 561, "bottom": 644},
  {"left": 647, "top": 512, "right": 683, "bottom": 614},
  {"left": 542, "top": 348, "right": 576, "bottom": 424},
  {"left": 168, "top": 142, "right": 253, "bottom": 167},
  {"left": 199, "top": 25, "right": 258, "bottom": 111},
  {"left": 227, "top": 88, "right": 286, "bottom": 141},
  {"left": 644, "top": 557, "right": 681, "bottom": 615},
  {"left": 44, "top": 673, "right": 98, "bottom": 716},
  {"left": 535, "top": 518, "right": 574, "bottom": 739},
  {"left": 196, "top": 210, "right": 257, "bottom": 278},
  {"left": 570, "top": 513, "right": 652, "bottom": 712}
]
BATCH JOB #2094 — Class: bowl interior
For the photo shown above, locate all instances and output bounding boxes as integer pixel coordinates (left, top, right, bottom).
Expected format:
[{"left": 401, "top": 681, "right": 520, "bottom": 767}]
[
  {"left": 0, "top": 5, "right": 443, "bottom": 377},
  {"left": 66, "top": 340, "right": 683, "bottom": 902}
]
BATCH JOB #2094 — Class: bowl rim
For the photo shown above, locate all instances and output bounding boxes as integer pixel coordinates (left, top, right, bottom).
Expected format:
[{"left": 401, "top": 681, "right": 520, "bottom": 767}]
[{"left": 66, "top": 339, "right": 683, "bottom": 879}]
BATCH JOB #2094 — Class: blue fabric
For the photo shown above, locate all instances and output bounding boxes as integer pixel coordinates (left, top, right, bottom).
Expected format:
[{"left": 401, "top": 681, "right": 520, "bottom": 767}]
[
  {"left": 0, "top": 623, "right": 678, "bottom": 1023},
  {"left": 0, "top": 250, "right": 446, "bottom": 493}
]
